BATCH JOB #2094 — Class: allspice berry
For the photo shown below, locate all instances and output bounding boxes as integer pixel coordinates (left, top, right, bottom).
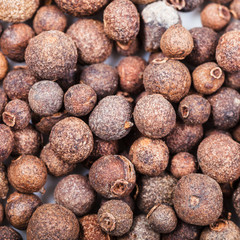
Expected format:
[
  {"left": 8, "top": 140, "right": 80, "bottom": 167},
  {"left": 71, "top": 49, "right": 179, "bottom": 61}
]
[
  {"left": 89, "top": 155, "right": 136, "bottom": 198},
  {"left": 8, "top": 155, "right": 47, "bottom": 193},
  {"left": 64, "top": 84, "right": 97, "bottom": 117},
  {"left": 0, "top": 226, "right": 22, "bottom": 240},
  {"left": 67, "top": 19, "right": 113, "bottom": 64},
  {"left": 0, "top": 23, "right": 35, "bottom": 62},
  {"left": 28, "top": 81, "right": 64, "bottom": 117},
  {"left": 98, "top": 200, "right": 133, "bottom": 236},
  {"left": 0, "top": 89, "right": 7, "bottom": 119},
  {"left": 103, "top": 0, "right": 140, "bottom": 44},
  {"left": 173, "top": 173, "right": 223, "bottom": 226},
  {"left": 233, "top": 184, "right": 240, "bottom": 218},
  {"left": 192, "top": 62, "right": 225, "bottom": 95},
  {"left": 0, "top": 52, "right": 8, "bottom": 81},
  {"left": 129, "top": 137, "right": 169, "bottom": 176},
  {"left": 166, "top": 0, "right": 204, "bottom": 12},
  {"left": 5, "top": 192, "right": 42, "bottom": 229},
  {"left": 118, "top": 56, "right": 147, "bottom": 93},
  {"left": 89, "top": 95, "right": 133, "bottom": 141},
  {"left": 54, "top": 174, "right": 96, "bottom": 216},
  {"left": 230, "top": 0, "right": 240, "bottom": 19},
  {"left": 148, "top": 52, "right": 167, "bottom": 63},
  {"left": 49, "top": 117, "right": 94, "bottom": 164},
  {"left": 160, "top": 24, "right": 194, "bottom": 59},
  {"left": 133, "top": 94, "right": 176, "bottom": 139},
  {"left": 143, "top": 60, "right": 191, "bottom": 102},
  {"left": 27, "top": 204, "right": 80, "bottom": 240},
  {"left": 0, "top": 203, "right": 3, "bottom": 225},
  {"left": 0, "top": 163, "right": 9, "bottom": 199},
  {"left": 116, "top": 38, "right": 139, "bottom": 56},
  {"left": 25, "top": 30, "right": 78, "bottom": 80},
  {"left": 33, "top": 5, "right": 67, "bottom": 34},
  {"left": 226, "top": 71, "right": 240, "bottom": 90}
]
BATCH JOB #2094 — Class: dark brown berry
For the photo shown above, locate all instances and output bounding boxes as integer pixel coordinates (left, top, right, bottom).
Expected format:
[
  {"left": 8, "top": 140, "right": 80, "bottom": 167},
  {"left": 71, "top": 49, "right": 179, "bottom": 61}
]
[
  {"left": 230, "top": 0, "right": 240, "bottom": 19},
  {"left": 226, "top": 71, "right": 240, "bottom": 90},
  {"left": 0, "top": 226, "right": 22, "bottom": 240},
  {"left": 166, "top": 0, "right": 204, "bottom": 12},
  {"left": 0, "top": 52, "right": 8, "bottom": 81},
  {"left": 148, "top": 52, "right": 167, "bottom": 63},
  {"left": 0, "top": 203, "right": 3, "bottom": 226},
  {"left": 0, "top": 162, "right": 9, "bottom": 199},
  {"left": 116, "top": 38, "right": 139, "bottom": 56}
]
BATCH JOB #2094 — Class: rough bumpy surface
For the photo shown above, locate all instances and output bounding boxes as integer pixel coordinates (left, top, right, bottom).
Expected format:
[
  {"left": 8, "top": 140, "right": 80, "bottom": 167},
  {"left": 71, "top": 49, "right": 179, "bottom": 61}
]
[
  {"left": 0, "top": 89, "right": 7, "bottom": 118},
  {"left": 49, "top": 117, "right": 93, "bottom": 164},
  {"left": 67, "top": 19, "right": 113, "bottom": 64},
  {"left": 27, "top": 204, "right": 80, "bottom": 240},
  {"left": 0, "top": 226, "right": 22, "bottom": 240},
  {"left": 167, "top": 0, "right": 204, "bottom": 12},
  {"left": 143, "top": 60, "right": 191, "bottom": 102},
  {"left": 233, "top": 185, "right": 240, "bottom": 218},
  {"left": 25, "top": 30, "right": 78, "bottom": 80},
  {"left": 133, "top": 94, "right": 176, "bottom": 139},
  {"left": 173, "top": 174, "right": 223, "bottom": 226},
  {"left": 0, "top": 52, "right": 8, "bottom": 81},
  {"left": 89, "top": 155, "right": 136, "bottom": 198},
  {"left": 0, "top": 162, "right": 9, "bottom": 199}
]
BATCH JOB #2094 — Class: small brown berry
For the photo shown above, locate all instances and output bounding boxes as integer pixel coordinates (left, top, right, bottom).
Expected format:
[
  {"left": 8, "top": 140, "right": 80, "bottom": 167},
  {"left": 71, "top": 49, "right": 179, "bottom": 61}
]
[
  {"left": 0, "top": 89, "right": 7, "bottom": 119},
  {"left": 233, "top": 125, "right": 240, "bottom": 143},
  {"left": 0, "top": 162, "right": 9, "bottom": 199},
  {"left": 0, "top": 226, "right": 22, "bottom": 240},
  {"left": 166, "top": 0, "right": 204, "bottom": 12},
  {"left": 116, "top": 38, "right": 139, "bottom": 56},
  {"left": 230, "top": 0, "right": 240, "bottom": 19},
  {"left": 226, "top": 71, "right": 240, "bottom": 90},
  {"left": 0, "top": 203, "right": 3, "bottom": 225},
  {"left": 0, "top": 52, "right": 8, "bottom": 81}
]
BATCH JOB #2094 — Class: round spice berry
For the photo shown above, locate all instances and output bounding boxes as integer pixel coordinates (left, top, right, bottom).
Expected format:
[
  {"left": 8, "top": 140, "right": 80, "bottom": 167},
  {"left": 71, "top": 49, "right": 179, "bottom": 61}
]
[
  {"left": 166, "top": 0, "right": 204, "bottom": 12},
  {"left": 230, "top": 0, "right": 240, "bottom": 19},
  {"left": 226, "top": 71, "right": 240, "bottom": 90},
  {"left": 0, "top": 203, "right": 3, "bottom": 225},
  {"left": 148, "top": 52, "right": 167, "bottom": 63},
  {"left": 0, "top": 162, "right": 9, "bottom": 199},
  {"left": 0, "top": 52, "right": 8, "bottom": 81},
  {"left": 116, "top": 38, "right": 139, "bottom": 56},
  {"left": 0, "top": 226, "right": 22, "bottom": 240}
]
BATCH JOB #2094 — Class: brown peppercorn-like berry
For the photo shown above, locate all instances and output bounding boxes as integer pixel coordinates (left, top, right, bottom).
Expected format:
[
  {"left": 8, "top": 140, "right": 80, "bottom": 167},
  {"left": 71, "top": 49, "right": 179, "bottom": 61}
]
[
  {"left": 81, "top": 63, "right": 118, "bottom": 99},
  {"left": 103, "top": 0, "right": 140, "bottom": 44},
  {"left": 3, "top": 99, "right": 31, "bottom": 130},
  {"left": 208, "top": 87, "right": 240, "bottom": 129},
  {"left": 147, "top": 204, "right": 177, "bottom": 234},
  {"left": 0, "top": 163, "right": 9, "bottom": 199},
  {"left": 49, "top": 117, "right": 94, "bottom": 164},
  {"left": 133, "top": 94, "right": 176, "bottom": 139},
  {"left": 67, "top": 19, "right": 113, "bottom": 64},
  {"left": 141, "top": 1, "right": 181, "bottom": 52},
  {"left": 165, "top": 122, "right": 203, "bottom": 154},
  {"left": 0, "top": 23, "right": 35, "bottom": 62},
  {"left": 0, "top": 203, "right": 3, "bottom": 225},
  {"left": 0, "top": 52, "right": 8, "bottom": 81},
  {"left": 226, "top": 71, "right": 240, "bottom": 90},
  {"left": 25, "top": 30, "right": 77, "bottom": 80},
  {"left": 233, "top": 125, "right": 240, "bottom": 143},
  {"left": 79, "top": 214, "right": 110, "bottom": 240},
  {"left": 118, "top": 56, "right": 147, "bottom": 93},
  {"left": 160, "top": 24, "right": 194, "bottom": 59},
  {"left": 3, "top": 68, "right": 37, "bottom": 101},
  {"left": 0, "top": 226, "right": 22, "bottom": 240},
  {"left": 148, "top": 52, "right": 167, "bottom": 63},
  {"left": 186, "top": 27, "right": 218, "bottom": 65},
  {"left": 143, "top": 60, "right": 191, "bottom": 102},
  {"left": 28, "top": 81, "right": 64, "bottom": 117},
  {"left": 201, "top": 4, "right": 231, "bottom": 31},
  {"left": 170, "top": 152, "right": 197, "bottom": 179},
  {"left": 0, "top": 0, "right": 39, "bottom": 23},
  {"left": 178, "top": 94, "right": 211, "bottom": 125},
  {"left": 0, "top": 89, "right": 7, "bottom": 119},
  {"left": 55, "top": 0, "right": 108, "bottom": 16},
  {"left": 98, "top": 200, "right": 133, "bottom": 236},
  {"left": 192, "top": 62, "right": 225, "bottom": 95},
  {"left": 230, "top": 0, "right": 240, "bottom": 19},
  {"left": 27, "top": 204, "right": 80, "bottom": 240},
  {"left": 233, "top": 184, "right": 240, "bottom": 217},
  {"left": 197, "top": 133, "right": 240, "bottom": 183},
  {"left": 137, "top": 173, "right": 178, "bottom": 213},
  {"left": 216, "top": 31, "right": 240, "bottom": 73},
  {"left": 89, "top": 155, "right": 136, "bottom": 198},
  {"left": 225, "top": 19, "right": 240, "bottom": 32},
  {"left": 33, "top": 5, "right": 67, "bottom": 35},
  {"left": 129, "top": 137, "right": 169, "bottom": 176},
  {"left": 166, "top": 0, "right": 204, "bottom": 12},
  {"left": 173, "top": 173, "right": 223, "bottom": 226},
  {"left": 89, "top": 96, "right": 133, "bottom": 141},
  {"left": 116, "top": 38, "right": 139, "bottom": 56},
  {"left": 200, "top": 220, "right": 240, "bottom": 240},
  {"left": 54, "top": 174, "right": 96, "bottom": 216},
  {"left": 5, "top": 192, "right": 42, "bottom": 230},
  {"left": 8, "top": 155, "right": 47, "bottom": 193},
  {"left": 64, "top": 84, "right": 97, "bottom": 117}
]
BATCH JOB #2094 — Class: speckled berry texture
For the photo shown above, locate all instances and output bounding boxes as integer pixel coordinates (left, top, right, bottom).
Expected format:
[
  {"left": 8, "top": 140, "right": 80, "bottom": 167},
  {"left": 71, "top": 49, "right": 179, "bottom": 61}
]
[
  {"left": 0, "top": 162, "right": 9, "bottom": 199},
  {"left": 0, "top": 226, "right": 22, "bottom": 240}
]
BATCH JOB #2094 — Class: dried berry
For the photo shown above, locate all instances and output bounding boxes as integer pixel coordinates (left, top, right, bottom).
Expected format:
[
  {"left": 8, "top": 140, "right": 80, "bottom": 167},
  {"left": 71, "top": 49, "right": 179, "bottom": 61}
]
[
  {"left": 201, "top": 4, "right": 231, "bottom": 31},
  {"left": 0, "top": 52, "right": 8, "bottom": 81},
  {"left": 166, "top": 0, "right": 204, "bottom": 12},
  {"left": 0, "top": 23, "right": 35, "bottom": 62},
  {"left": 233, "top": 184, "right": 240, "bottom": 217},
  {"left": 137, "top": 173, "right": 178, "bottom": 213},
  {"left": 216, "top": 31, "right": 240, "bottom": 73},
  {"left": 0, "top": 203, "right": 3, "bottom": 225},
  {"left": 0, "top": 89, "right": 7, "bottom": 119},
  {"left": 233, "top": 125, "right": 240, "bottom": 143},
  {"left": 148, "top": 52, "right": 167, "bottom": 63},
  {"left": 141, "top": 1, "right": 181, "bottom": 52},
  {"left": 27, "top": 204, "right": 80, "bottom": 240},
  {"left": 160, "top": 24, "right": 194, "bottom": 59},
  {"left": 208, "top": 87, "right": 240, "bottom": 129},
  {"left": 25, "top": 30, "right": 77, "bottom": 80},
  {"left": 98, "top": 200, "right": 133, "bottom": 236},
  {"left": 89, "top": 155, "right": 136, "bottom": 198},
  {"left": 89, "top": 95, "right": 133, "bottom": 141},
  {"left": 129, "top": 137, "right": 169, "bottom": 176},
  {"left": 5, "top": 192, "right": 42, "bottom": 229},
  {"left": 165, "top": 122, "right": 203, "bottom": 154},
  {"left": 0, "top": 163, "right": 9, "bottom": 199},
  {"left": 173, "top": 173, "right": 223, "bottom": 226},
  {"left": 186, "top": 27, "right": 218, "bottom": 65},
  {"left": 49, "top": 117, "right": 94, "bottom": 164},
  {"left": 116, "top": 38, "right": 139, "bottom": 56},
  {"left": 103, "top": 0, "right": 140, "bottom": 44},
  {"left": 67, "top": 19, "right": 113, "bottom": 64},
  {"left": 0, "top": 226, "right": 22, "bottom": 240},
  {"left": 147, "top": 204, "right": 177, "bottom": 233},
  {"left": 230, "top": 0, "right": 240, "bottom": 19},
  {"left": 54, "top": 174, "right": 96, "bottom": 216},
  {"left": 81, "top": 63, "right": 118, "bottom": 99},
  {"left": 178, "top": 94, "right": 211, "bottom": 125},
  {"left": 133, "top": 94, "right": 176, "bottom": 139},
  {"left": 226, "top": 71, "right": 240, "bottom": 90},
  {"left": 33, "top": 5, "right": 67, "bottom": 34},
  {"left": 3, "top": 68, "right": 37, "bottom": 101},
  {"left": 8, "top": 155, "right": 47, "bottom": 193},
  {"left": 225, "top": 19, "right": 240, "bottom": 32},
  {"left": 64, "top": 84, "right": 97, "bottom": 117},
  {"left": 143, "top": 60, "right": 191, "bottom": 102}
]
